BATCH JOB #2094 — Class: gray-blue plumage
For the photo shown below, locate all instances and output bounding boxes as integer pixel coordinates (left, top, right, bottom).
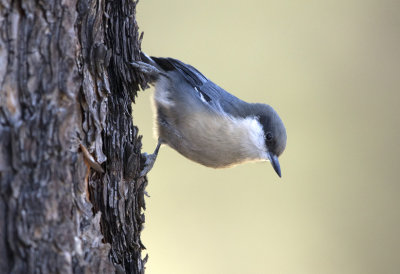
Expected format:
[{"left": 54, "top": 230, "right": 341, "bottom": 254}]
[
  {"left": 150, "top": 57, "right": 273, "bottom": 118},
  {"left": 150, "top": 57, "right": 248, "bottom": 115},
  {"left": 140, "top": 54, "right": 287, "bottom": 177}
]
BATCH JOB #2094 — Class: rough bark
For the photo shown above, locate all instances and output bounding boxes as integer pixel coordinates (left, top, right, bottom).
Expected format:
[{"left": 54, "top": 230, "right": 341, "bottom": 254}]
[{"left": 0, "top": 0, "right": 149, "bottom": 273}]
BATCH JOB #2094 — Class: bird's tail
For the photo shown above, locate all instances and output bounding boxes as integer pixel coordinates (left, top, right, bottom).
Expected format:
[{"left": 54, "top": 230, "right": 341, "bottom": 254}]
[
  {"left": 139, "top": 51, "right": 172, "bottom": 82},
  {"left": 140, "top": 52, "right": 157, "bottom": 67},
  {"left": 135, "top": 51, "right": 168, "bottom": 83}
]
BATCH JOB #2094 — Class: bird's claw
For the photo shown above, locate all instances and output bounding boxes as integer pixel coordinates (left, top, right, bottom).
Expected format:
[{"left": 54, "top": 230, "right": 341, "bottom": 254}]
[
  {"left": 130, "top": 60, "right": 169, "bottom": 78},
  {"left": 139, "top": 142, "right": 161, "bottom": 177},
  {"left": 130, "top": 61, "right": 160, "bottom": 75}
]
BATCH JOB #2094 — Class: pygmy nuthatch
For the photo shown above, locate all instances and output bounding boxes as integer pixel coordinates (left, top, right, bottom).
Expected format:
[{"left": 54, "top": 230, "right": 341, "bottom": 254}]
[{"left": 134, "top": 53, "right": 287, "bottom": 178}]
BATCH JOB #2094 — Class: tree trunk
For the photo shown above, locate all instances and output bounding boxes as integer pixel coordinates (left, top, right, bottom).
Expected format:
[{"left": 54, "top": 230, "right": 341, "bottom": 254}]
[{"left": 0, "top": 0, "right": 149, "bottom": 273}]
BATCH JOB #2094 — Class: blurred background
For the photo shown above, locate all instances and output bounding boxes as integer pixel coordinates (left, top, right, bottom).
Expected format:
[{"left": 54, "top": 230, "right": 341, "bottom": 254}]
[{"left": 135, "top": 1, "right": 400, "bottom": 273}]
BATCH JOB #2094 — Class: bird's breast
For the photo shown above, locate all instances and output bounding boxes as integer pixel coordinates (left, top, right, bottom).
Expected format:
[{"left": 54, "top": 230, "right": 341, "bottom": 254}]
[{"left": 157, "top": 109, "right": 267, "bottom": 168}]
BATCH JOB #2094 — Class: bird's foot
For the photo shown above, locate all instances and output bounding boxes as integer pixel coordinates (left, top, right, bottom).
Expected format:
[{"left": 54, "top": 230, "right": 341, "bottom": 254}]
[
  {"left": 130, "top": 61, "right": 161, "bottom": 75},
  {"left": 140, "top": 142, "right": 162, "bottom": 177}
]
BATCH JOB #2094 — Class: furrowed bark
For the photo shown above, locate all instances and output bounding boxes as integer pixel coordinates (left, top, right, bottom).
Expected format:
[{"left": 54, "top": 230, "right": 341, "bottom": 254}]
[{"left": 0, "top": 0, "right": 150, "bottom": 273}]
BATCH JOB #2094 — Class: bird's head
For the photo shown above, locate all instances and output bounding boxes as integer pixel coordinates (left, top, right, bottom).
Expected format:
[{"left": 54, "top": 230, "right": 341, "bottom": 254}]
[{"left": 255, "top": 104, "right": 287, "bottom": 177}]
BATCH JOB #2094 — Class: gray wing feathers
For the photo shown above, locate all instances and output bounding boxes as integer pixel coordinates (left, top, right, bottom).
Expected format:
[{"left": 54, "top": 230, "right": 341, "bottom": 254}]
[
  {"left": 150, "top": 57, "right": 207, "bottom": 86},
  {"left": 150, "top": 56, "right": 250, "bottom": 117}
]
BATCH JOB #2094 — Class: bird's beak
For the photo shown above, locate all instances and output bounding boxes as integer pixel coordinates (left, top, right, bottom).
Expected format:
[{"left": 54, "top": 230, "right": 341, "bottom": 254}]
[{"left": 268, "top": 153, "right": 282, "bottom": 178}]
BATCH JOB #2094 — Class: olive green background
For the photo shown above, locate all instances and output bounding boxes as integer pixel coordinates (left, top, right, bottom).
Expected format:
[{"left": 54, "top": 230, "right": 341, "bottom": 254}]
[{"left": 135, "top": 1, "right": 400, "bottom": 273}]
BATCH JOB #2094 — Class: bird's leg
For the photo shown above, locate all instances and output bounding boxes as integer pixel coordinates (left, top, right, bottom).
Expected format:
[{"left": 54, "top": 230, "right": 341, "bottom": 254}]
[
  {"left": 130, "top": 60, "right": 161, "bottom": 75},
  {"left": 140, "top": 140, "right": 162, "bottom": 177},
  {"left": 130, "top": 59, "right": 170, "bottom": 79}
]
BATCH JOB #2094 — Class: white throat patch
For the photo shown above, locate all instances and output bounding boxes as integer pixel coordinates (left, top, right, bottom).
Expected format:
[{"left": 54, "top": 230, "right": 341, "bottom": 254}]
[{"left": 234, "top": 116, "right": 268, "bottom": 160}]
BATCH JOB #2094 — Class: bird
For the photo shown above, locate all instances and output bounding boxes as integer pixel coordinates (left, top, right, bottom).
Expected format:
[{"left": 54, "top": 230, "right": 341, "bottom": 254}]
[{"left": 132, "top": 53, "right": 287, "bottom": 178}]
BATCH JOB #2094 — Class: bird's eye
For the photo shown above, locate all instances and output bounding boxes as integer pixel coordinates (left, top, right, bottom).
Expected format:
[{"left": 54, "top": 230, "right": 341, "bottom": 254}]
[{"left": 266, "top": 132, "right": 273, "bottom": 141}]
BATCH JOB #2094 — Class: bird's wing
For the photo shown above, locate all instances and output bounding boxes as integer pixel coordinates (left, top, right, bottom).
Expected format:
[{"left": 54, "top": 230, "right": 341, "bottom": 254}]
[
  {"left": 151, "top": 57, "right": 248, "bottom": 117},
  {"left": 150, "top": 57, "right": 207, "bottom": 86}
]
